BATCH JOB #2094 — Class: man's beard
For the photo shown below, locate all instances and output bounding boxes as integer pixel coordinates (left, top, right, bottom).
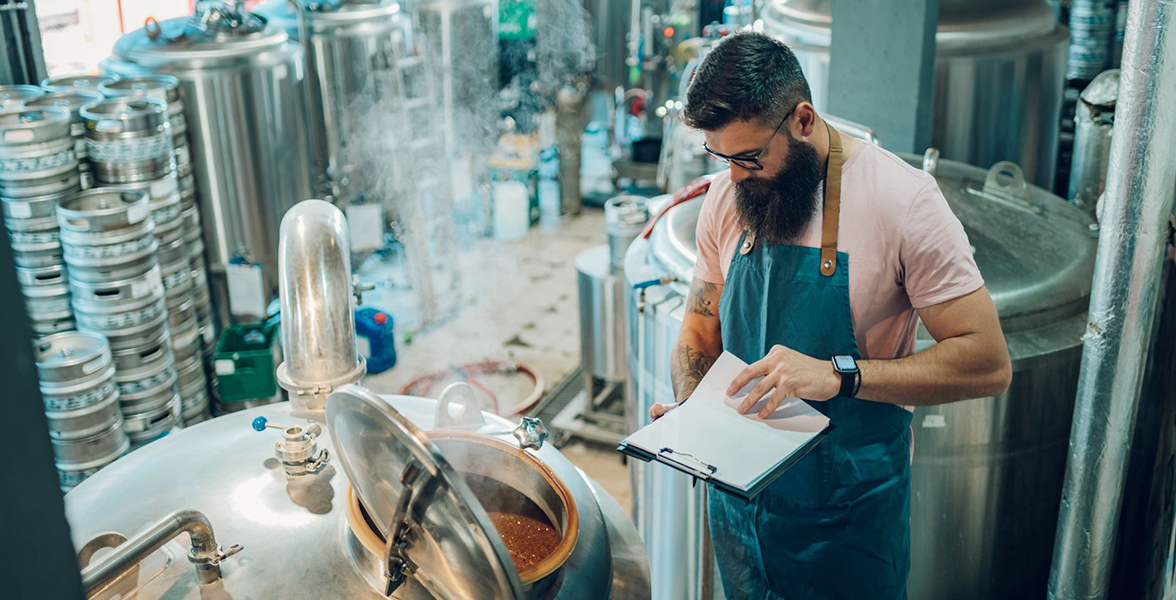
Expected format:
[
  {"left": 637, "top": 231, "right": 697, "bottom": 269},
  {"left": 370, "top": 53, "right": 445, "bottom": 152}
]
[{"left": 733, "top": 133, "right": 824, "bottom": 244}]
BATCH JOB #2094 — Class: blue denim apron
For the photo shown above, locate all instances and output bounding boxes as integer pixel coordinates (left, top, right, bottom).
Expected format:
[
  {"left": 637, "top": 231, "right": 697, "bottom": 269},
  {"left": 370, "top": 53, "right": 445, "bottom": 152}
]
[{"left": 708, "top": 126, "right": 912, "bottom": 599}]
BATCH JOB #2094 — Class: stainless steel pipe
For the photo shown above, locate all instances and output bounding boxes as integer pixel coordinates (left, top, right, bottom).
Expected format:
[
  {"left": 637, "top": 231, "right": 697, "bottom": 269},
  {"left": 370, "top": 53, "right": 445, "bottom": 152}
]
[
  {"left": 80, "top": 509, "right": 237, "bottom": 596},
  {"left": 1068, "top": 69, "right": 1119, "bottom": 217},
  {"left": 1048, "top": 1, "right": 1176, "bottom": 598},
  {"left": 275, "top": 200, "right": 364, "bottom": 415}
]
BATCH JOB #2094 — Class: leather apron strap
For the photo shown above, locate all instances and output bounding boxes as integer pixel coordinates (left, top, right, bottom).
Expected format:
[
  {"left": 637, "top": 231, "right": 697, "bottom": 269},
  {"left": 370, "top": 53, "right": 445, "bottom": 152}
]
[{"left": 820, "top": 122, "right": 844, "bottom": 277}]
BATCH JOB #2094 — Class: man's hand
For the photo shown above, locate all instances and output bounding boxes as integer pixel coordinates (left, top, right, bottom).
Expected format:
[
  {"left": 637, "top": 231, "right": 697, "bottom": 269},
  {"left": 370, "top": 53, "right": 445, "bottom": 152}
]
[
  {"left": 648, "top": 402, "right": 679, "bottom": 420},
  {"left": 726, "top": 345, "right": 840, "bottom": 418}
]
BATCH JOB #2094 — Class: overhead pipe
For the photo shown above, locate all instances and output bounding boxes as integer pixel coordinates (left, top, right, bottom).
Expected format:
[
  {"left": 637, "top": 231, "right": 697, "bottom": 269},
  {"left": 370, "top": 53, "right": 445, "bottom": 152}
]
[
  {"left": 1048, "top": 1, "right": 1176, "bottom": 598},
  {"left": 275, "top": 200, "right": 366, "bottom": 416}
]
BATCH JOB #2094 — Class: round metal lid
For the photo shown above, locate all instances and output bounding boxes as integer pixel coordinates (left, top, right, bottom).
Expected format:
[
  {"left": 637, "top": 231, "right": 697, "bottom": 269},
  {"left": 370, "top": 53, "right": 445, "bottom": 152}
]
[
  {"left": 35, "top": 331, "right": 111, "bottom": 383},
  {"left": 23, "top": 90, "right": 104, "bottom": 124},
  {"left": 763, "top": 0, "right": 1059, "bottom": 50},
  {"left": 648, "top": 155, "right": 1095, "bottom": 333},
  {"left": 41, "top": 73, "right": 118, "bottom": 93},
  {"left": 258, "top": 0, "right": 405, "bottom": 30},
  {"left": 98, "top": 75, "right": 182, "bottom": 104},
  {"left": 111, "top": 11, "right": 291, "bottom": 68},
  {"left": 325, "top": 385, "right": 524, "bottom": 600},
  {"left": 0, "top": 85, "right": 44, "bottom": 108}
]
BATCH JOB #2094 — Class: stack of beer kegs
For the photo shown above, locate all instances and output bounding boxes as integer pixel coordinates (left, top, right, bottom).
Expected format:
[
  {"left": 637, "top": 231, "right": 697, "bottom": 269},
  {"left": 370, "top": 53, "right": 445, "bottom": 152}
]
[
  {"left": 0, "top": 106, "right": 81, "bottom": 336},
  {"left": 40, "top": 73, "right": 118, "bottom": 95},
  {"left": 24, "top": 90, "right": 103, "bottom": 190},
  {"left": 35, "top": 330, "right": 130, "bottom": 492},
  {"left": 58, "top": 188, "right": 181, "bottom": 448},
  {"left": 92, "top": 79, "right": 213, "bottom": 423}
]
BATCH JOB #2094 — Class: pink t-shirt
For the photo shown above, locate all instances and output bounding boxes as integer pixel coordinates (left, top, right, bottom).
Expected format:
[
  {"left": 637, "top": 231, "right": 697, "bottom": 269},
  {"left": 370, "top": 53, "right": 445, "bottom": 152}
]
[{"left": 693, "top": 142, "right": 984, "bottom": 360}]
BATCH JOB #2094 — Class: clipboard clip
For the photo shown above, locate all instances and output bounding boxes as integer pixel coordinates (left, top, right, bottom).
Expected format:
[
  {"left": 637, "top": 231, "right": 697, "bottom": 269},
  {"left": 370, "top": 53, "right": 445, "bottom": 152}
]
[{"left": 658, "top": 447, "right": 717, "bottom": 481}]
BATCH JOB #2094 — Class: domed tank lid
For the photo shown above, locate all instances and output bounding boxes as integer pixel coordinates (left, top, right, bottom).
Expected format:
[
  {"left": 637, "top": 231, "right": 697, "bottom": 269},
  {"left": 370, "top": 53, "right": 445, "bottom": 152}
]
[
  {"left": 325, "top": 384, "right": 525, "bottom": 600},
  {"left": 111, "top": 5, "right": 291, "bottom": 66},
  {"left": 257, "top": 0, "right": 404, "bottom": 29},
  {"left": 762, "top": 0, "right": 1059, "bottom": 49},
  {"left": 649, "top": 155, "right": 1095, "bottom": 334}
]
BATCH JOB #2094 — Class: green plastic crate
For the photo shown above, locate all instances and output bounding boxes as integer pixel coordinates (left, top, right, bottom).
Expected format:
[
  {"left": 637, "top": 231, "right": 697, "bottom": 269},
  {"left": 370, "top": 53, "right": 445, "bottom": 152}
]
[{"left": 214, "top": 323, "right": 279, "bottom": 402}]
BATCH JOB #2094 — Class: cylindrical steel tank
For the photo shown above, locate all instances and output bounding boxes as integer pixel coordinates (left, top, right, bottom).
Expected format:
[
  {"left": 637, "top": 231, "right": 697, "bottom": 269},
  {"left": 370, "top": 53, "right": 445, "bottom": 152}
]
[
  {"left": 102, "top": 5, "right": 314, "bottom": 324},
  {"left": 62, "top": 389, "right": 651, "bottom": 600},
  {"left": 625, "top": 154, "right": 1096, "bottom": 600},
  {"left": 256, "top": 0, "right": 414, "bottom": 204},
  {"left": 761, "top": 0, "right": 1068, "bottom": 188}
]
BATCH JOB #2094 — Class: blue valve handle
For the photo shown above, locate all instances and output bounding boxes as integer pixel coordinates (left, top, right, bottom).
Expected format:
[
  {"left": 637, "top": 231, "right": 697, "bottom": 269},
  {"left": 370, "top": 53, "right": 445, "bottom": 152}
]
[{"left": 252, "top": 416, "right": 268, "bottom": 432}]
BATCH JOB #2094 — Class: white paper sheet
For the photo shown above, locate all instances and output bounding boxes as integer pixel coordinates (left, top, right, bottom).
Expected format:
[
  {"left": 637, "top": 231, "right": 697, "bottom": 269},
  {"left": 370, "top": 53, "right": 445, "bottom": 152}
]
[{"left": 621, "top": 351, "right": 830, "bottom": 492}]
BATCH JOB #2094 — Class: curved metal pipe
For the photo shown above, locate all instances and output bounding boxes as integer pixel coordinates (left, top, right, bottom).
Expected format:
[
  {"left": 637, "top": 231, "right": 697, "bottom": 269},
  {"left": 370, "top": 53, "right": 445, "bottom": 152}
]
[
  {"left": 276, "top": 199, "right": 365, "bottom": 415},
  {"left": 1048, "top": 0, "right": 1176, "bottom": 598},
  {"left": 80, "top": 509, "right": 238, "bottom": 596}
]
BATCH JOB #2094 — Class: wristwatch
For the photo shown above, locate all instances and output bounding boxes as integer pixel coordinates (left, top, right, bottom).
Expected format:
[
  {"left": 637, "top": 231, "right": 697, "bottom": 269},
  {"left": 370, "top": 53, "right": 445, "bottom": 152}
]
[{"left": 832, "top": 355, "right": 861, "bottom": 398}]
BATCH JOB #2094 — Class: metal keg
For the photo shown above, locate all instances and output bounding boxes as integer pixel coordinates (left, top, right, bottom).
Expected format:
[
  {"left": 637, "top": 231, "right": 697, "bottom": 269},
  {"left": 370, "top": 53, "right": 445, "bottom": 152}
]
[
  {"left": 98, "top": 75, "right": 189, "bottom": 169},
  {"left": 159, "top": 236, "right": 193, "bottom": 297},
  {"left": 0, "top": 107, "right": 79, "bottom": 199},
  {"left": 0, "top": 84, "right": 44, "bottom": 108},
  {"left": 104, "top": 309, "right": 168, "bottom": 353},
  {"left": 124, "top": 394, "right": 179, "bottom": 446},
  {"left": 18, "top": 264, "right": 73, "bottom": 324},
  {"left": 604, "top": 196, "right": 649, "bottom": 271},
  {"left": 72, "top": 268, "right": 166, "bottom": 327},
  {"left": 35, "top": 331, "right": 123, "bottom": 441},
  {"left": 177, "top": 162, "right": 195, "bottom": 207},
  {"left": 41, "top": 73, "right": 118, "bottom": 93},
  {"left": 80, "top": 98, "right": 173, "bottom": 184},
  {"left": 35, "top": 331, "right": 116, "bottom": 413},
  {"left": 117, "top": 362, "right": 178, "bottom": 415},
  {"left": 53, "top": 419, "right": 130, "bottom": 491},
  {"left": 181, "top": 388, "right": 210, "bottom": 424},
  {"left": 9, "top": 222, "right": 64, "bottom": 268},
  {"left": 58, "top": 188, "right": 157, "bottom": 270},
  {"left": 23, "top": 90, "right": 103, "bottom": 190}
]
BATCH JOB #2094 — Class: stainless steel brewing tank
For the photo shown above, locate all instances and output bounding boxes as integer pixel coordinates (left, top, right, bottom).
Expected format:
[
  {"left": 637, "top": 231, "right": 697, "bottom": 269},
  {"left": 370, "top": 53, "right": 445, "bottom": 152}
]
[
  {"left": 102, "top": 10, "right": 314, "bottom": 322},
  {"left": 762, "top": 0, "right": 1067, "bottom": 188},
  {"left": 256, "top": 0, "right": 414, "bottom": 203},
  {"left": 624, "top": 156, "right": 1096, "bottom": 600},
  {"left": 63, "top": 394, "right": 650, "bottom": 599}
]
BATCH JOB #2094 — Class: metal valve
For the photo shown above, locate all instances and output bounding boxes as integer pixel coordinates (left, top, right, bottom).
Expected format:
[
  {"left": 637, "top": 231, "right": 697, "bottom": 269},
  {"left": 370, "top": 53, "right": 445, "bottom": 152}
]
[
  {"left": 513, "top": 417, "right": 548, "bottom": 451},
  {"left": 252, "top": 416, "right": 331, "bottom": 477}
]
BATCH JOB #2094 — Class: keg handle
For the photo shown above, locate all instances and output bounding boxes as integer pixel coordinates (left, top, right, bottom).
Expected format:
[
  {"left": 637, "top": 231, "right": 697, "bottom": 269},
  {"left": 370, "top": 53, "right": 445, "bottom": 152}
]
[{"left": 434, "top": 382, "right": 487, "bottom": 430}]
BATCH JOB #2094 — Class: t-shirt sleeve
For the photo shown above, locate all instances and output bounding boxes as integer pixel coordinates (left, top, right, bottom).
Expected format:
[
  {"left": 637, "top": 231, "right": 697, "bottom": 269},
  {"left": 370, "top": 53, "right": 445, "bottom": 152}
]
[
  {"left": 693, "top": 187, "right": 726, "bottom": 284},
  {"left": 900, "top": 180, "right": 985, "bottom": 308}
]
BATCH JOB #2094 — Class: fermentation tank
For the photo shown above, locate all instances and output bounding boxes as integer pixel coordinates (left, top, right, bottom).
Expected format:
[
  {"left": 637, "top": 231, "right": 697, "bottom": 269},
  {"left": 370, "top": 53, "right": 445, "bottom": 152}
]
[
  {"left": 762, "top": 0, "right": 1068, "bottom": 188},
  {"left": 102, "top": 3, "right": 314, "bottom": 322},
  {"left": 63, "top": 388, "right": 652, "bottom": 600},
  {"left": 625, "top": 154, "right": 1096, "bottom": 600},
  {"left": 256, "top": 0, "right": 414, "bottom": 204}
]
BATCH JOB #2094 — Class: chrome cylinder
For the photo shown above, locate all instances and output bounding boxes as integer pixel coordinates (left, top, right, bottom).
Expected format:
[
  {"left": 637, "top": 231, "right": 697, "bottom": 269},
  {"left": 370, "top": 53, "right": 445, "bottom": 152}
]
[
  {"left": 1068, "top": 69, "right": 1119, "bottom": 217},
  {"left": 604, "top": 196, "right": 649, "bottom": 271},
  {"left": 22, "top": 90, "right": 103, "bottom": 190},
  {"left": 80, "top": 98, "right": 174, "bottom": 184},
  {"left": 1049, "top": 0, "right": 1176, "bottom": 597},
  {"left": 0, "top": 107, "right": 78, "bottom": 198},
  {"left": 99, "top": 75, "right": 190, "bottom": 171},
  {"left": 276, "top": 199, "right": 364, "bottom": 415}
]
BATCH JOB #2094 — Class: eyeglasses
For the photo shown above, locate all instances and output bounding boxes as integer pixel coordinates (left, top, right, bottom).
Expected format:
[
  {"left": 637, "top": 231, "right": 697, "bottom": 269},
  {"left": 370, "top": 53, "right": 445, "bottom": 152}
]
[{"left": 702, "top": 106, "right": 795, "bottom": 171}]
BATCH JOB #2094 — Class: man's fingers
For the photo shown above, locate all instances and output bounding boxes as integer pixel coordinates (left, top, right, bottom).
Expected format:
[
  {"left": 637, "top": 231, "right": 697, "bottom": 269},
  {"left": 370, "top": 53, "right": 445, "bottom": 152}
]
[
  {"left": 737, "top": 375, "right": 776, "bottom": 414},
  {"left": 649, "top": 403, "right": 675, "bottom": 420},
  {"left": 727, "top": 360, "right": 770, "bottom": 395},
  {"left": 757, "top": 384, "right": 788, "bottom": 419}
]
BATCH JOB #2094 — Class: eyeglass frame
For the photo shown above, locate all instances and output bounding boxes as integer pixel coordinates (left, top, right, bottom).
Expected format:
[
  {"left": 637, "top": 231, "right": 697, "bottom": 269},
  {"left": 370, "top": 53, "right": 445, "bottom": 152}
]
[{"left": 701, "top": 105, "right": 796, "bottom": 171}]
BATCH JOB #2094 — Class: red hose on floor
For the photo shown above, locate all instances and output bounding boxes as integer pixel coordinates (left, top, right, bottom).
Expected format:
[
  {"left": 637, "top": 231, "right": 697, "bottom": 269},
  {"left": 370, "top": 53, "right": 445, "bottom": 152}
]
[{"left": 398, "top": 360, "right": 546, "bottom": 417}]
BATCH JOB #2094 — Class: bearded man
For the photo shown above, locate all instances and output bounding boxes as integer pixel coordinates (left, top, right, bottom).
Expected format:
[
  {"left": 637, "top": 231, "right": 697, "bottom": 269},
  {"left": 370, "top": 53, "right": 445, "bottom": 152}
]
[{"left": 646, "top": 32, "right": 1012, "bottom": 599}]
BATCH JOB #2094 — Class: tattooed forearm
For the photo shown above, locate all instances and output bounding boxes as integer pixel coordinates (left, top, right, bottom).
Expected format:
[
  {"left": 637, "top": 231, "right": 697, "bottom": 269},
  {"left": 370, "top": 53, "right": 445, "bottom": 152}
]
[
  {"left": 671, "top": 343, "right": 718, "bottom": 403},
  {"left": 687, "top": 280, "right": 719, "bottom": 317}
]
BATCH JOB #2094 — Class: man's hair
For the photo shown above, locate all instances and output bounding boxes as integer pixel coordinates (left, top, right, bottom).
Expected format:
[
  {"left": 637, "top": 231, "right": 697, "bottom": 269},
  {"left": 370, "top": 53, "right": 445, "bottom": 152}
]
[{"left": 683, "top": 32, "right": 812, "bottom": 131}]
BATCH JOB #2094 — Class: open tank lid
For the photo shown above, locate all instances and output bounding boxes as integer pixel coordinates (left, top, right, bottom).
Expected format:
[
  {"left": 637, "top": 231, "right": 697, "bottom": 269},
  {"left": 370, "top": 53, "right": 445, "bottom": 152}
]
[
  {"left": 648, "top": 156, "right": 1096, "bottom": 333},
  {"left": 325, "top": 384, "right": 525, "bottom": 600},
  {"left": 111, "top": 7, "right": 292, "bottom": 67}
]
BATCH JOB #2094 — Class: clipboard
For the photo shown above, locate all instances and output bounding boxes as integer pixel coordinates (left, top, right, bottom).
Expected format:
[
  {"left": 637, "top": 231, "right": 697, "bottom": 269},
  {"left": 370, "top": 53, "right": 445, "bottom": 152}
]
[{"left": 617, "top": 351, "right": 835, "bottom": 501}]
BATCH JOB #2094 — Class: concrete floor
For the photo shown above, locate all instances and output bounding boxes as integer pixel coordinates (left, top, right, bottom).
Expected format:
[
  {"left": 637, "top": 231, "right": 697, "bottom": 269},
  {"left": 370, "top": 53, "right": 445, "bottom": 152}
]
[{"left": 359, "top": 209, "right": 633, "bottom": 512}]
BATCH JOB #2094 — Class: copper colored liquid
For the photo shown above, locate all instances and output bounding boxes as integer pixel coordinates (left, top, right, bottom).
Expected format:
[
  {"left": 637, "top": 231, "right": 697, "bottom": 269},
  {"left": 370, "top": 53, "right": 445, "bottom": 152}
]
[{"left": 488, "top": 511, "right": 561, "bottom": 572}]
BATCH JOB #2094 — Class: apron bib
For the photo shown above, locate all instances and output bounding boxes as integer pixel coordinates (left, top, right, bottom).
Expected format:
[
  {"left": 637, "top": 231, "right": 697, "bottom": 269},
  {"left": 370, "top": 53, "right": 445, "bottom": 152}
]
[{"left": 708, "top": 125, "right": 912, "bottom": 600}]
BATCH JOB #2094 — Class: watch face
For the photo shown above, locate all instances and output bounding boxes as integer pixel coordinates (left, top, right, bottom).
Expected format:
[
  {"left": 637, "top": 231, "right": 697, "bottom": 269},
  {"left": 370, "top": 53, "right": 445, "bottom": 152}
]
[{"left": 833, "top": 355, "right": 857, "bottom": 372}]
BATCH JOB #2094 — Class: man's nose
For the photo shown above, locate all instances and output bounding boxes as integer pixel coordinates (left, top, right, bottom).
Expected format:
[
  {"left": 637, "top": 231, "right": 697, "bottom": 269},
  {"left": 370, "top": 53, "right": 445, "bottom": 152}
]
[{"left": 729, "top": 163, "right": 752, "bottom": 183}]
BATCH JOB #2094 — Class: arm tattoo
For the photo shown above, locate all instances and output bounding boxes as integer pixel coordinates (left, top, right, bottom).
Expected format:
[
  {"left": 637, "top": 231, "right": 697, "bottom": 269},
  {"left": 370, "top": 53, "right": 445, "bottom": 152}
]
[
  {"left": 672, "top": 344, "right": 718, "bottom": 403},
  {"left": 687, "top": 280, "right": 718, "bottom": 317}
]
